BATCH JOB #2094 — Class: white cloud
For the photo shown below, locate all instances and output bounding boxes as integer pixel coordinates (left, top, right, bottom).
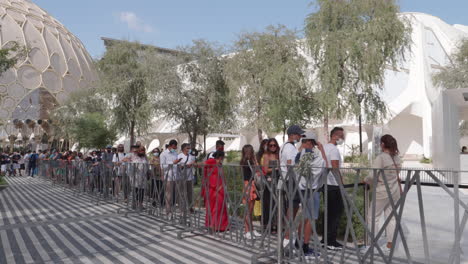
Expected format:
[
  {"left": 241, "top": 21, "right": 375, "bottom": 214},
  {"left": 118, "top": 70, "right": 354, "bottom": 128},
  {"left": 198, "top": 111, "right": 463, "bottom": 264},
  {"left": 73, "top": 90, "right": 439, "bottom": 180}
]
[{"left": 119, "top": 12, "right": 153, "bottom": 33}]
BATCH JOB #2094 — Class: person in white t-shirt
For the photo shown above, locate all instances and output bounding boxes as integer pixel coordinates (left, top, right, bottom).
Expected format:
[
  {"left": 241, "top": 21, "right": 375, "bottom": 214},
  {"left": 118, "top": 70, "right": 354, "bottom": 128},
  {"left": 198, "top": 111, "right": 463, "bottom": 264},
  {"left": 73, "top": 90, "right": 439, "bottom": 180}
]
[
  {"left": 321, "top": 127, "right": 345, "bottom": 250},
  {"left": 178, "top": 143, "right": 196, "bottom": 213},
  {"left": 160, "top": 139, "right": 183, "bottom": 214},
  {"left": 280, "top": 125, "right": 305, "bottom": 250},
  {"left": 294, "top": 131, "right": 328, "bottom": 258},
  {"left": 112, "top": 144, "right": 126, "bottom": 200}
]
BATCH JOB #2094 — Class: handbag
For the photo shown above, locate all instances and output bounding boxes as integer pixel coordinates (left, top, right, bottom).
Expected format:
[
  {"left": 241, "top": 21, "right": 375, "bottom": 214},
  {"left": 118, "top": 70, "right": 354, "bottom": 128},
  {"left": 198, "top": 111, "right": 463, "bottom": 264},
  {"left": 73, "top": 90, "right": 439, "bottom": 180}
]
[{"left": 247, "top": 160, "right": 264, "bottom": 192}]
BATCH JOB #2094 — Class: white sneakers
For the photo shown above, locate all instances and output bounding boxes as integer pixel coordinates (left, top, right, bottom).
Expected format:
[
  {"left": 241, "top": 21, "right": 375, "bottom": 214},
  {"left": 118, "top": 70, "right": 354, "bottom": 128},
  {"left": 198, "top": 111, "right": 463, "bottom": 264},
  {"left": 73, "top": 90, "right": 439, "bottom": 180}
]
[
  {"left": 244, "top": 230, "right": 262, "bottom": 240},
  {"left": 283, "top": 238, "right": 291, "bottom": 248}
]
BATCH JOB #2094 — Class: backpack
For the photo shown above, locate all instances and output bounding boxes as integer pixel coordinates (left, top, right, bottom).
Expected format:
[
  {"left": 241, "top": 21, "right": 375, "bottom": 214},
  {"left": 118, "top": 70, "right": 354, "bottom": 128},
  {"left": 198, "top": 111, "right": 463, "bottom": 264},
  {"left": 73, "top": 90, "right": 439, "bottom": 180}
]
[{"left": 29, "top": 154, "right": 37, "bottom": 163}]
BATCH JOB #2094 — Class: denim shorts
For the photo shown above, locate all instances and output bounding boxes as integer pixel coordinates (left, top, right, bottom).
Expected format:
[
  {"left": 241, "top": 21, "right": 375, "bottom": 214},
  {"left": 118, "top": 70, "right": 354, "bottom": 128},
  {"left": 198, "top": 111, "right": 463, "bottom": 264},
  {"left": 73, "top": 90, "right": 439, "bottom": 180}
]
[{"left": 302, "top": 190, "right": 321, "bottom": 220}]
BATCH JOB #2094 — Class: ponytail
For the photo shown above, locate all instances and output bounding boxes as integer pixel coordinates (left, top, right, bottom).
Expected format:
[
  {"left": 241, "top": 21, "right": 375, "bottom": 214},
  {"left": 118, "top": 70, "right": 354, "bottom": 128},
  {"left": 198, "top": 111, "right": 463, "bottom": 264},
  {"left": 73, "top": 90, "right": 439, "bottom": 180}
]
[{"left": 380, "top": 134, "right": 399, "bottom": 157}]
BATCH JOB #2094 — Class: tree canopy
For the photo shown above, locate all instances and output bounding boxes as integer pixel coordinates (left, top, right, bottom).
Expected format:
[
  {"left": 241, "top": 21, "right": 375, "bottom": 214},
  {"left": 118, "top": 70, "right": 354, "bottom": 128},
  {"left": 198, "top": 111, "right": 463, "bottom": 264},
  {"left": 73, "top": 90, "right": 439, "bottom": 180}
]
[
  {"left": 50, "top": 89, "right": 107, "bottom": 145},
  {"left": 305, "top": 0, "right": 412, "bottom": 135},
  {"left": 433, "top": 39, "right": 468, "bottom": 89},
  {"left": 69, "top": 112, "right": 116, "bottom": 149},
  {"left": 97, "top": 41, "right": 162, "bottom": 146},
  {"left": 225, "top": 25, "right": 317, "bottom": 142},
  {"left": 0, "top": 42, "right": 25, "bottom": 75},
  {"left": 158, "top": 40, "right": 232, "bottom": 148}
]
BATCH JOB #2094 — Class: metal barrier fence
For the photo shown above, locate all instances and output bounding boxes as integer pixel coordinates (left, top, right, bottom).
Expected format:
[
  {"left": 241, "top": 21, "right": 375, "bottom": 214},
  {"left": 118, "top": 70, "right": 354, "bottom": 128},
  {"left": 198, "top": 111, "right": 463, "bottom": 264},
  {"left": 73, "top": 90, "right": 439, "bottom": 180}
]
[{"left": 36, "top": 159, "right": 467, "bottom": 264}]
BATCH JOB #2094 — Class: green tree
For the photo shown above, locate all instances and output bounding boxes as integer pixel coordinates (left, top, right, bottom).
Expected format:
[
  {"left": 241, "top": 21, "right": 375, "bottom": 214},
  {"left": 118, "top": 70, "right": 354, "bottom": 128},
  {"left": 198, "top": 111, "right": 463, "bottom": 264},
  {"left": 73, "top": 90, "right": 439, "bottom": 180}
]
[
  {"left": 433, "top": 39, "right": 468, "bottom": 89},
  {"left": 433, "top": 39, "right": 468, "bottom": 135},
  {"left": 70, "top": 113, "right": 116, "bottom": 149},
  {"left": 225, "top": 25, "right": 316, "bottom": 143},
  {"left": 50, "top": 89, "right": 107, "bottom": 147},
  {"left": 159, "top": 40, "right": 232, "bottom": 149},
  {"left": 97, "top": 41, "right": 160, "bottom": 146},
  {"left": 0, "top": 42, "right": 25, "bottom": 75},
  {"left": 305, "top": 0, "right": 412, "bottom": 137}
]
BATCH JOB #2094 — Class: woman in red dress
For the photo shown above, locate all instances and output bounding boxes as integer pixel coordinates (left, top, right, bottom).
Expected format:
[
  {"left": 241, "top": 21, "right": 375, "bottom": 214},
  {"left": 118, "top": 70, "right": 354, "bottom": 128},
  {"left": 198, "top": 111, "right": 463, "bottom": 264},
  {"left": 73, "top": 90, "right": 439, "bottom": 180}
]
[{"left": 202, "top": 151, "right": 229, "bottom": 232}]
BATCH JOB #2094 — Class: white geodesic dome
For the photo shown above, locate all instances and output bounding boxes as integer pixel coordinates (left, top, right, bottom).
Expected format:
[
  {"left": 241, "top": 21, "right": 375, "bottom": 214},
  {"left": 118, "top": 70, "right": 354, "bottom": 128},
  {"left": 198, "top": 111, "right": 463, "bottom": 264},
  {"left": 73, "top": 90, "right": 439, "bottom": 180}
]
[{"left": 0, "top": 0, "right": 97, "bottom": 127}]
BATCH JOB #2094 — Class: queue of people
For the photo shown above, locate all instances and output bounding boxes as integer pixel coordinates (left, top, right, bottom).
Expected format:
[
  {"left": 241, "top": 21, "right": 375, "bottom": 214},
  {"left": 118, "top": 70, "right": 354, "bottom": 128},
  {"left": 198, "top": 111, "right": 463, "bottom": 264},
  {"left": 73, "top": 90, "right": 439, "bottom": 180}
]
[{"left": 2, "top": 125, "right": 403, "bottom": 258}]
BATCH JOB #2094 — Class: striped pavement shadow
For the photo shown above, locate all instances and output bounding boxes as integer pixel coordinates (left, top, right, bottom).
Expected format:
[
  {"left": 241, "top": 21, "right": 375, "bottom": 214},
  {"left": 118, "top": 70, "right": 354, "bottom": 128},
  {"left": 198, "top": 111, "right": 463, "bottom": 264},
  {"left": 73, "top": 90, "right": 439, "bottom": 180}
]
[{"left": 0, "top": 176, "right": 268, "bottom": 264}]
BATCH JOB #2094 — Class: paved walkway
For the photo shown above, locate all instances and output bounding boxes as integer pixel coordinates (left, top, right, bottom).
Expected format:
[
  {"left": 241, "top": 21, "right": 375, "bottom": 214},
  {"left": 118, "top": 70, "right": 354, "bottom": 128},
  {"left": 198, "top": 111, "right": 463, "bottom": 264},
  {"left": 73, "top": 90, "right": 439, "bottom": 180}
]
[
  {"left": 0, "top": 176, "right": 260, "bottom": 264},
  {"left": 1, "top": 175, "right": 467, "bottom": 264}
]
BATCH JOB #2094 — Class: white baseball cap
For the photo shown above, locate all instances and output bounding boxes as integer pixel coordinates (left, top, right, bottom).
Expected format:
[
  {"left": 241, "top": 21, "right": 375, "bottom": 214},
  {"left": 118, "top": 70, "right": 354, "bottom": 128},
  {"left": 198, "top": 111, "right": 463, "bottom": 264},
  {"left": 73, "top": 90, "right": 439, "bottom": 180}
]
[{"left": 302, "top": 131, "right": 317, "bottom": 141}]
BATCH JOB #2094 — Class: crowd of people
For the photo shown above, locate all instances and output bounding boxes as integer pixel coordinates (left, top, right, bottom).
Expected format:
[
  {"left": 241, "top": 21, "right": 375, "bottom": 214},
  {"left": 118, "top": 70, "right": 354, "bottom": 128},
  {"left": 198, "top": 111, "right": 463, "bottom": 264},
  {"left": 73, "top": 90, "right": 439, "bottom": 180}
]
[{"left": 1, "top": 125, "right": 403, "bottom": 258}]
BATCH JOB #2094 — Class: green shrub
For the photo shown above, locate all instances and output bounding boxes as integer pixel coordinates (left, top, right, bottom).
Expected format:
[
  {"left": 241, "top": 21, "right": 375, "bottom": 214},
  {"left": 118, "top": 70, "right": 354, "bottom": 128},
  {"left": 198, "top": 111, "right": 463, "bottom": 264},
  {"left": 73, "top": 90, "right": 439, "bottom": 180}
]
[
  {"left": 420, "top": 156, "right": 432, "bottom": 164},
  {"left": 0, "top": 175, "right": 7, "bottom": 185},
  {"left": 225, "top": 150, "right": 241, "bottom": 164}
]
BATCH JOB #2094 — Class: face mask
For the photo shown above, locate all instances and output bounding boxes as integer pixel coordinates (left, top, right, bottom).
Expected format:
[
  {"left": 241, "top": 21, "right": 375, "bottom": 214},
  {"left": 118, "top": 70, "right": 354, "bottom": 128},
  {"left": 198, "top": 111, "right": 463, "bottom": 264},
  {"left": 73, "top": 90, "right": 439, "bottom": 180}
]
[
  {"left": 170, "top": 149, "right": 176, "bottom": 153},
  {"left": 336, "top": 139, "right": 344, "bottom": 145},
  {"left": 153, "top": 153, "right": 159, "bottom": 157},
  {"left": 292, "top": 139, "right": 298, "bottom": 144}
]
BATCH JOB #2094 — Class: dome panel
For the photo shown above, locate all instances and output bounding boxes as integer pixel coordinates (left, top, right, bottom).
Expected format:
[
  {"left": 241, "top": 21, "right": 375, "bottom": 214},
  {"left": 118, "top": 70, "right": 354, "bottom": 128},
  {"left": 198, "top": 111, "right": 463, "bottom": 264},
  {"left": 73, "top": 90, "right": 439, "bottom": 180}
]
[
  {"left": 6, "top": 8, "right": 26, "bottom": 25},
  {"left": 27, "top": 7, "right": 45, "bottom": 18},
  {"left": 72, "top": 42, "right": 91, "bottom": 73},
  {"left": 0, "top": 110, "right": 9, "bottom": 119},
  {"left": 1, "top": 14, "right": 24, "bottom": 44},
  {"left": 43, "top": 26, "right": 59, "bottom": 50},
  {"left": 50, "top": 52, "right": 67, "bottom": 76},
  {"left": 25, "top": 15, "right": 44, "bottom": 32},
  {"left": 0, "top": 7, "right": 6, "bottom": 18},
  {"left": 63, "top": 75, "right": 79, "bottom": 94},
  {"left": 1, "top": 97, "right": 16, "bottom": 109},
  {"left": 0, "top": 68, "right": 16, "bottom": 85},
  {"left": 55, "top": 92, "right": 67, "bottom": 104},
  {"left": 59, "top": 34, "right": 77, "bottom": 63},
  {"left": 67, "top": 58, "right": 81, "bottom": 78},
  {"left": 24, "top": 20, "right": 46, "bottom": 50},
  {"left": 42, "top": 70, "right": 62, "bottom": 93},
  {"left": 11, "top": 1, "right": 26, "bottom": 9},
  {"left": 17, "top": 65, "right": 41, "bottom": 89},
  {"left": 28, "top": 47, "right": 49, "bottom": 72},
  {"left": 7, "top": 83, "right": 25, "bottom": 100},
  {"left": 0, "top": 0, "right": 97, "bottom": 122}
]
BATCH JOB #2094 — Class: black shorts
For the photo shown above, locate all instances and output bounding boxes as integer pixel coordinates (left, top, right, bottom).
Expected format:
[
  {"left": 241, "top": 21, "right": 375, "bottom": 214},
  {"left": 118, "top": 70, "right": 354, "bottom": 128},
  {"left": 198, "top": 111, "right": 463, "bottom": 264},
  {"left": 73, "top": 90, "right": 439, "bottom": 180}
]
[{"left": 20, "top": 164, "right": 25, "bottom": 170}]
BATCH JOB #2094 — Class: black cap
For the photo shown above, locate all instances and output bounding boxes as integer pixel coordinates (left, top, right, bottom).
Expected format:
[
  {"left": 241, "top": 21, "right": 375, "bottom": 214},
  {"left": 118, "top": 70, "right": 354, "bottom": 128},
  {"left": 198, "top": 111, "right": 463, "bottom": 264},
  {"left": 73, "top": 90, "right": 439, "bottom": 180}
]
[
  {"left": 287, "top": 125, "right": 305, "bottom": 136},
  {"left": 216, "top": 140, "right": 225, "bottom": 146}
]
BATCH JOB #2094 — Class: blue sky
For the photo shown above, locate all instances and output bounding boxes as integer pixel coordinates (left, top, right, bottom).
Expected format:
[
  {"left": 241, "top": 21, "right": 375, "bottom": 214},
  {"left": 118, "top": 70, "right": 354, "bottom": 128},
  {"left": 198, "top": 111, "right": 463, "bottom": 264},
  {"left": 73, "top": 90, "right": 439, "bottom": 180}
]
[{"left": 33, "top": 0, "right": 468, "bottom": 58}]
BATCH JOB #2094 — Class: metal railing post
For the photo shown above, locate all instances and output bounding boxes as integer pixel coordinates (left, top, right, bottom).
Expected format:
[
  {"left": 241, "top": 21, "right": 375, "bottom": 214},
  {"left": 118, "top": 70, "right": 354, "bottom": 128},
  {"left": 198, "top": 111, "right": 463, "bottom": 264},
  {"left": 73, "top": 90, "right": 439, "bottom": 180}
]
[{"left": 277, "top": 178, "right": 283, "bottom": 264}]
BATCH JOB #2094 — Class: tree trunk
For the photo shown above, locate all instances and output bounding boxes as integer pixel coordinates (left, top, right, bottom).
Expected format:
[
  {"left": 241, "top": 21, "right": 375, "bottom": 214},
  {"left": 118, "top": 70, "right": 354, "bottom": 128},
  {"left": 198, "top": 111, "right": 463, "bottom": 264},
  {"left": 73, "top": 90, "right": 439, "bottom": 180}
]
[
  {"left": 282, "top": 121, "right": 287, "bottom": 143},
  {"left": 257, "top": 128, "right": 263, "bottom": 145},
  {"left": 203, "top": 133, "right": 207, "bottom": 156},
  {"left": 130, "top": 120, "right": 135, "bottom": 147},
  {"left": 191, "top": 131, "right": 198, "bottom": 149},
  {"left": 323, "top": 113, "right": 329, "bottom": 141}
]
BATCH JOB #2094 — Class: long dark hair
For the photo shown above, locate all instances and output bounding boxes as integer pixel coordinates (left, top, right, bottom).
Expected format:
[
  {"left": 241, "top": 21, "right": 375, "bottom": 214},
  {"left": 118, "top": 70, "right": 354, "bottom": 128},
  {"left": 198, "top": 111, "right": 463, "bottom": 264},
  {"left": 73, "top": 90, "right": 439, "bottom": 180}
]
[
  {"left": 241, "top": 144, "right": 256, "bottom": 166},
  {"left": 256, "top": 139, "right": 268, "bottom": 162},
  {"left": 266, "top": 138, "right": 280, "bottom": 157},
  {"left": 380, "top": 134, "right": 399, "bottom": 157}
]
